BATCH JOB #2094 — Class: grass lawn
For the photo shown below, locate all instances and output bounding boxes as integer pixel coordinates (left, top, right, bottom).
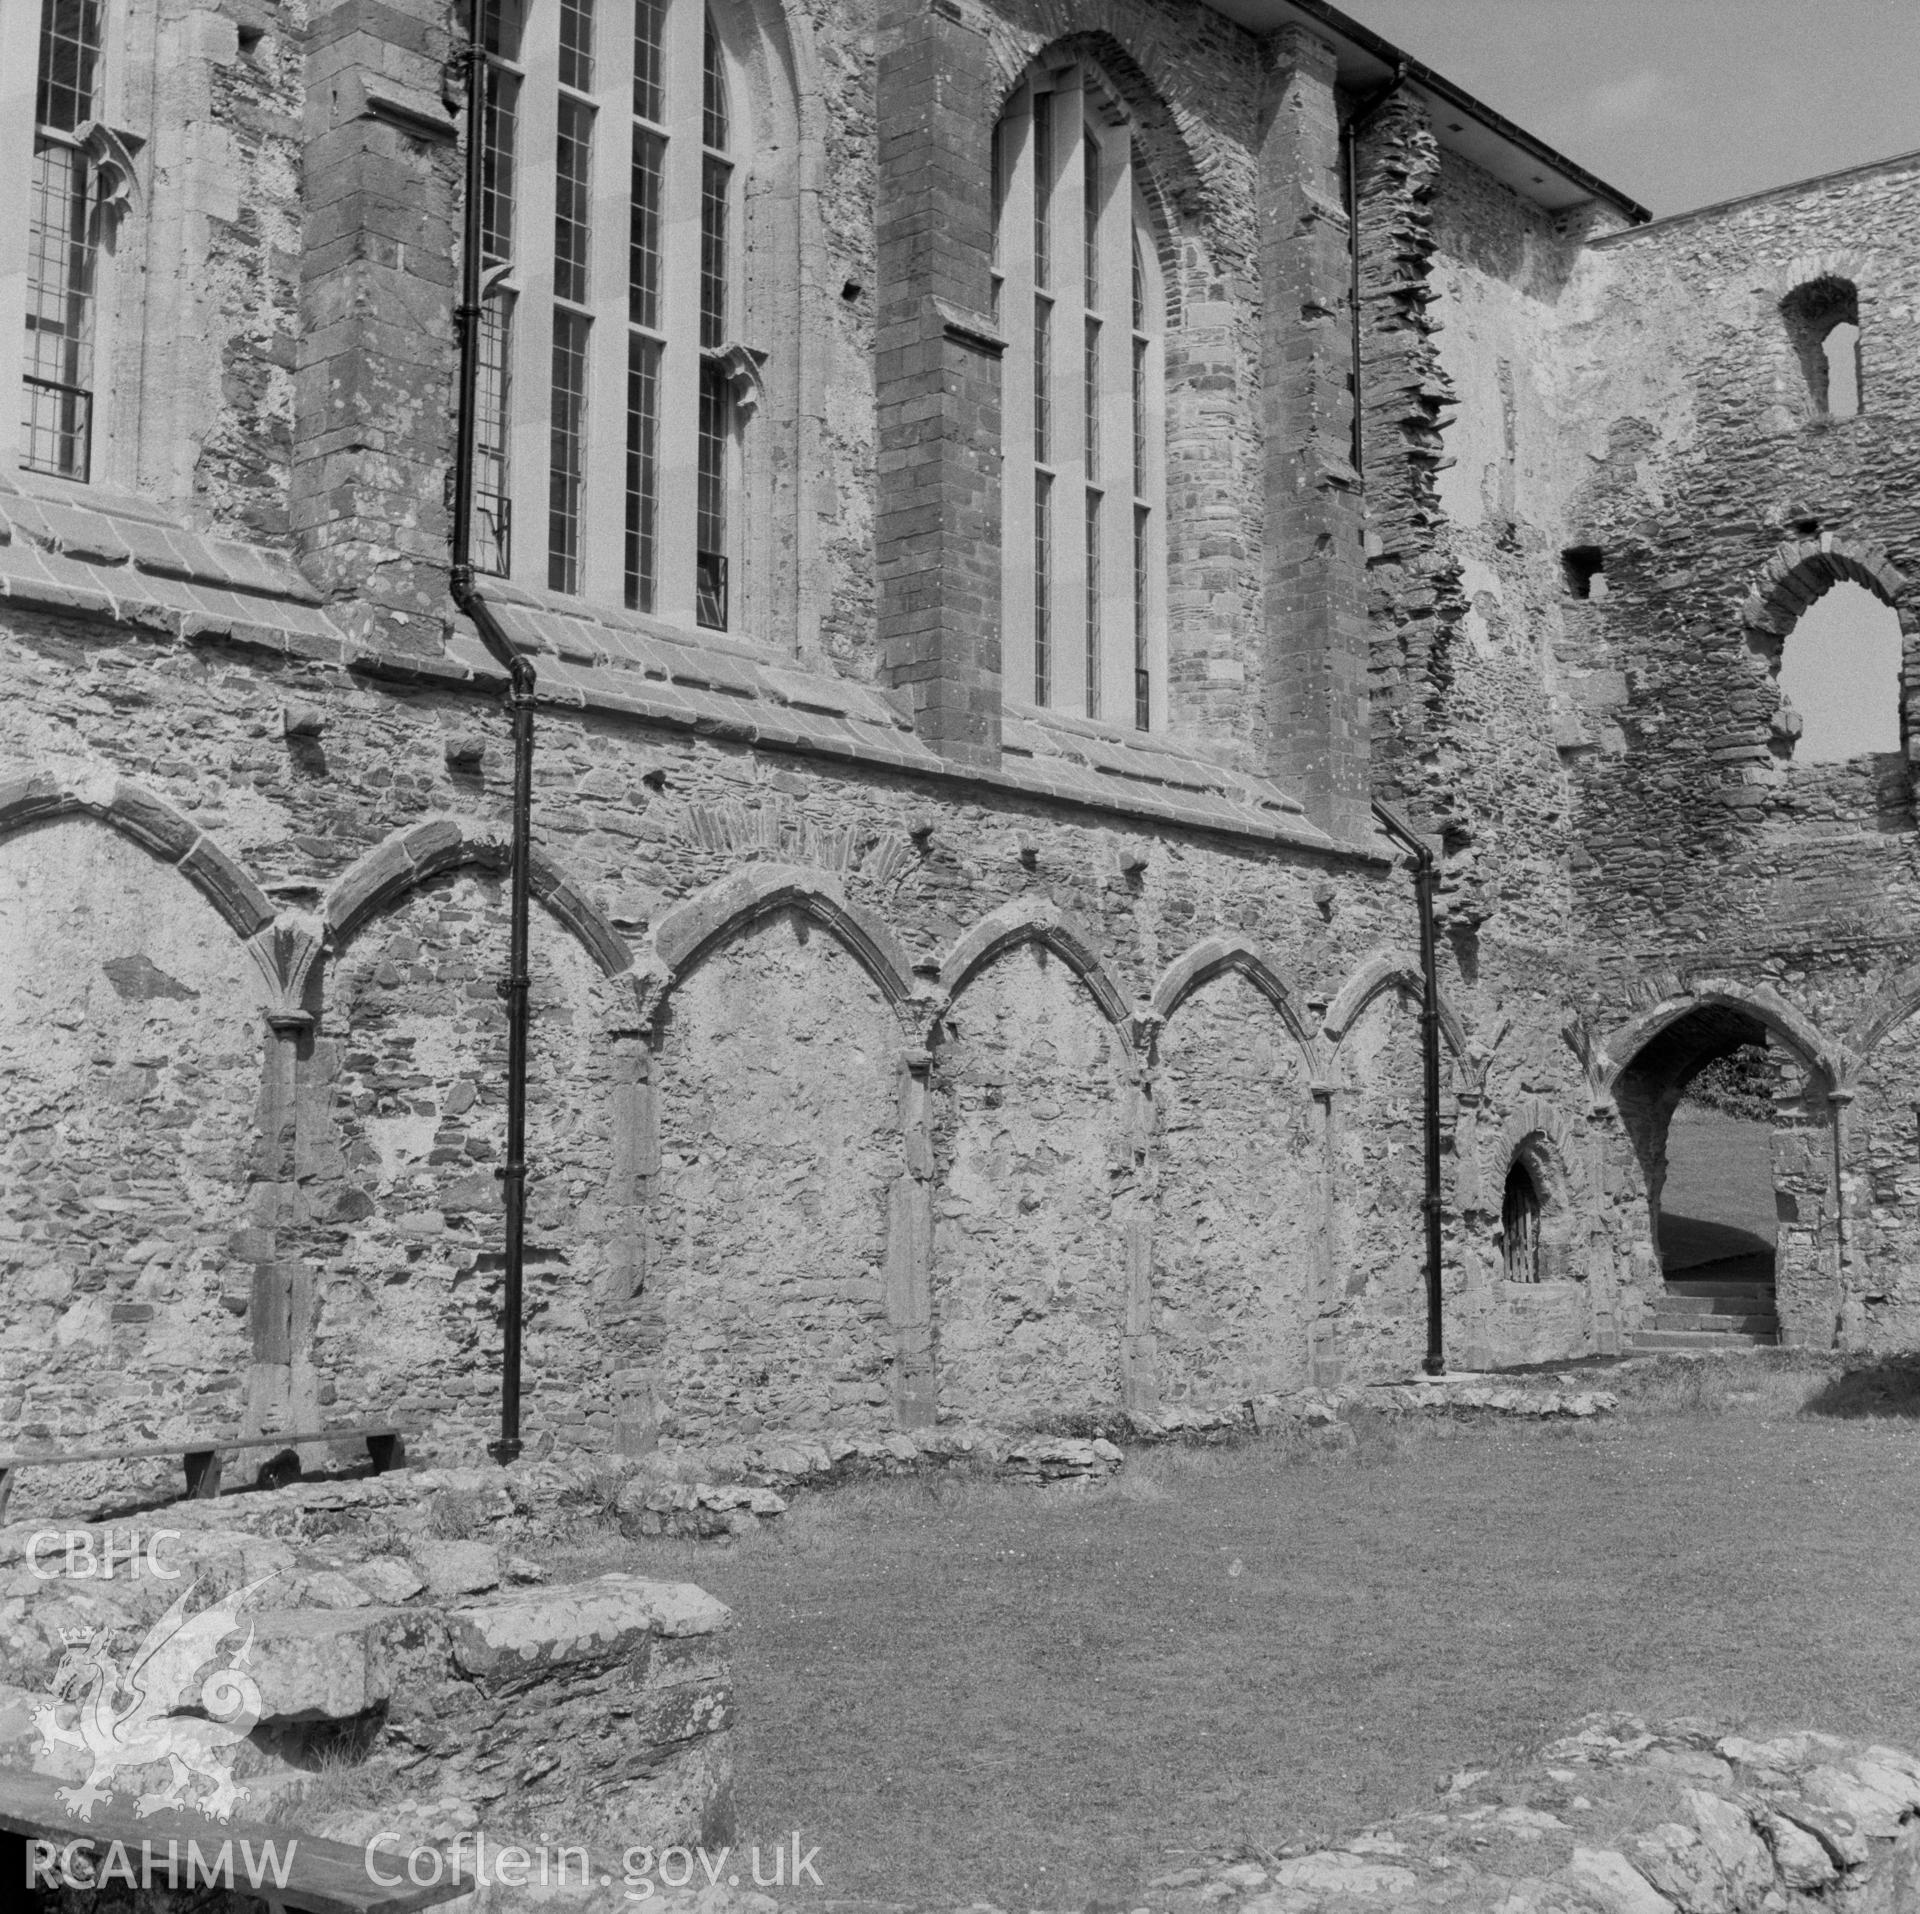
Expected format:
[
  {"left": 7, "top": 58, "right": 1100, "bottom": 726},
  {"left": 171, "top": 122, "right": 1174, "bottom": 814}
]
[
  {"left": 1660, "top": 1107, "right": 1776, "bottom": 1270},
  {"left": 554, "top": 1362, "right": 1920, "bottom": 1908}
]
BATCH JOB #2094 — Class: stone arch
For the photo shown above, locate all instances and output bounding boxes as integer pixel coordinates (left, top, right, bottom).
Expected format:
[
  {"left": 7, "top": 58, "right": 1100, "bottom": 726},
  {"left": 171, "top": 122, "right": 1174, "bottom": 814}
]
[
  {"left": 1150, "top": 935, "right": 1326, "bottom": 1075},
  {"left": 1592, "top": 977, "right": 1849, "bottom": 1095},
  {"left": 1321, "top": 948, "right": 1470, "bottom": 1076},
  {"left": 985, "top": 29, "right": 1207, "bottom": 324},
  {"left": 941, "top": 898, "right": 1132, "bottom": 1041},
  {"left": 1490, "top": 1101, "right": 1587, "bottom": 1291},
  {"left": 1492, "top": 1098, "right": 1585, "bottom": 1210},
  {"left": 638, "top": 880, "right": 910, "bottom": 1444},
  {"left": 651, "top": 864, "right": 917, "bottom": 1029},
  {"left": 323, "top": 818, "right": 634, "bottom": 979},
  {"left": 1740, "top": 532, "right": 1908, "bottom": 645},
  {"left": 1852, "top": 961, "right": 1920, "bottom": 1063},
  {"left": 0, "top": 769, "right": 281, "bottom": 996},
  {"left": 0, "top": 784, "right": 276, "bottom": 1458},
  {"left": 1771, "top": 251, "right": 1866, "bottom": 304},
  {"left": 1149, "top": 936, "right": 1324, "bottom": 1402},
  {"left": 1596, "top": 978, "right": 1843, "bottom": 1350}
]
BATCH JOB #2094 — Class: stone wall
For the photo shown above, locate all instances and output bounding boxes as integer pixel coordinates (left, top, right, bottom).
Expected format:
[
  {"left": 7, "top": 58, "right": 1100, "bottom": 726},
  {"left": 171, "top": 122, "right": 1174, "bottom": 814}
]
[{"left": 11, "top": 0, "right": 1920, "bottom": 1471}]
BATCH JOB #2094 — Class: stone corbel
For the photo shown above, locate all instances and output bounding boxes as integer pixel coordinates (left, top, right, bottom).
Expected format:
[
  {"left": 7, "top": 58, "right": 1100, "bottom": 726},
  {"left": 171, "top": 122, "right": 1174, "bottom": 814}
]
[
  {"left": 251, "top": 915, "right": 324, "bottom": 1025},
  {"left": 1129, "top": 1003, "right": 1165, "bottom": 1059},
  {"left": 622, "top": 952, "right": 674, "bottom": 1039},
  {"left": 74, "top": 121, "right": 146, "bottom": 220},
  {"left": 702, "top": 342, "right": 767, "bottom": 416}
]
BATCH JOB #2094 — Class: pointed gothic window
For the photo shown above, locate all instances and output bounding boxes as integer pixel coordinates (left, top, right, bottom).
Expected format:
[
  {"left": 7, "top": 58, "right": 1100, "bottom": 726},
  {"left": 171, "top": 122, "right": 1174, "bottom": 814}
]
[
  {"left": 471, "top": 0, "right": 750, "bottom": 629},
  {"left": 993, "top": 61, "right": 1165, "bottom": 729}
]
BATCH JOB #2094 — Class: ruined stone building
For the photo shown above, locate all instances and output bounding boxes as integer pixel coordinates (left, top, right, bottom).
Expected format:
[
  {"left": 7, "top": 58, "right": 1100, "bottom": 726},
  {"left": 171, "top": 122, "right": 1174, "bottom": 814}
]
[{"left": 0, "top": 0, "right": 1916, "bottom": 1464}]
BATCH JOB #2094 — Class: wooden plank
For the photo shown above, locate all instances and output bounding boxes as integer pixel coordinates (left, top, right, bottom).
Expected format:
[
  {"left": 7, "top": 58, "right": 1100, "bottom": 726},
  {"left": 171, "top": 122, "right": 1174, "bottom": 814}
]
[
  {"left": 0, "top": 1766, "right": 471, "bottom": 1914},
  {"left": 0, "top": 1426, "right": 417, "bottom": 1470}
]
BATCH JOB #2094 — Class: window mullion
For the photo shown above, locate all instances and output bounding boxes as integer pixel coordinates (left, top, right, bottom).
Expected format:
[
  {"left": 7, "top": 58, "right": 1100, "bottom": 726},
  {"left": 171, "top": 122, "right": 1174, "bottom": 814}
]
[
  {"left": 996, "top": 85, "right": 1036, "bottom": 707},
  {"left": 1134, "top": 207, "right": 1167, "bottom": 733},
  {"left": 583, "top": 10, "right": 632, "bottom": 596},
  {"left": 652, "top": 0, "right": 703, "bottom": 628},
  {"left": 1096, "top": 120, "right": 1135, "bottom": 729},
  {"left": 1049, "top": 73, "right": 1089, "bottom": 719},
  {"left": 506, "top": 18, "right": 558, "bottom": 591}
]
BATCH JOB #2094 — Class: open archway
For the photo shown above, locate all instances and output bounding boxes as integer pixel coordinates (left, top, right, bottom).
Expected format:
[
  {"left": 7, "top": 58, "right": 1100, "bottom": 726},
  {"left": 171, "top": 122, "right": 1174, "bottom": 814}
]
[{"left": 1609, "top": 1004, "right": 1802, "bottom": 1346}]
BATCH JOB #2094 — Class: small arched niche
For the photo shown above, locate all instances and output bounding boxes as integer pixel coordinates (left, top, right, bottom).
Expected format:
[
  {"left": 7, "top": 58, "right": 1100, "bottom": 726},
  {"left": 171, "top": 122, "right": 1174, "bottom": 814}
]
[
  {"left": 1496, "top": 1132, "right": 1576, "bottom": 1285},
  {"left": 1781, "top": 277, "right": 1862, "bottom": 418},
  {"left": 1501, "top": 1158, "right": 1542, "bottom": 1284}
]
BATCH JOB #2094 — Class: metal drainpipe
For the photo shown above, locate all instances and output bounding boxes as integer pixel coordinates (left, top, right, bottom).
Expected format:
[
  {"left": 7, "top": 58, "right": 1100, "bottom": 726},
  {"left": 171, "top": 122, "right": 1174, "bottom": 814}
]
[
  {"left": 451, "top": 0, "right": 536, "bottom": 1466},
  {"left": 1343, "top": 66, "right": 1404, "bottom": 481},
  {"left": 1373, "top": 798, "right": 1445, "bottom": 1376}
]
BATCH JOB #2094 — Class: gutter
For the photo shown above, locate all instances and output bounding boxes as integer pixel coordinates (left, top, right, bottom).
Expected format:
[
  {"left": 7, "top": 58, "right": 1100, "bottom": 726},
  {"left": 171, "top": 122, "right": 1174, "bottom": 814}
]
[
  {"left": 1372, "top": 798, "right": 1445, "bottom": 1376},
  {"left": 450, "top": 0, "right": 535, "bottom": 1466},
  {"left": 1277, "top": 0, "right": 1650, "bottom": 225}
]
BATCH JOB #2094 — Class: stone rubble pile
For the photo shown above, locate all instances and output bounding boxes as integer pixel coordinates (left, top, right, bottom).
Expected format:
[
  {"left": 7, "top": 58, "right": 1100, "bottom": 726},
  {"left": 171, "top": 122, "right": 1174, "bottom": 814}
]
[
  {"left": 291, "top": 1712, "right": 1920, "bottom": 1914},
  {"left": 1137, "top": 1714, "right": 1920, "bottom": 1914},
  {"left": 0, "top": 1502, "right": 737, "bottom": 1846}
]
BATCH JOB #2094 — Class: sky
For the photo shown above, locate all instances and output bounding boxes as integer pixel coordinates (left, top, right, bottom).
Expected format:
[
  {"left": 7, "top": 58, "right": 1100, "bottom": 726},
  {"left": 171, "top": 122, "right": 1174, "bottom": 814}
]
[{"left": 1338, "top": 0, "right": 1920, "bottom": 219}]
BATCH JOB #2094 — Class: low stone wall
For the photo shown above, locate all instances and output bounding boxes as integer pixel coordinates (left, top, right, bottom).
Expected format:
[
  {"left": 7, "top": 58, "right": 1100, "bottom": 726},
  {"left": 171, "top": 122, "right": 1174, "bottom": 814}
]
[
  {"left": 0, "top": 1490, "right": 736, "bottom": 1853},
  {"left": 1139, "top": 1713, "right": 1920, "bottom": 1914}
]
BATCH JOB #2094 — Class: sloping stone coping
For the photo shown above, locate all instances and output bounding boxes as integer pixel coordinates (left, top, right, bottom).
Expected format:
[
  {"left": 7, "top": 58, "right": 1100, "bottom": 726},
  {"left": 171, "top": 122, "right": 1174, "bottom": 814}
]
[{"left": 0, "top": 481, "right": 1377, "bottom": 857}]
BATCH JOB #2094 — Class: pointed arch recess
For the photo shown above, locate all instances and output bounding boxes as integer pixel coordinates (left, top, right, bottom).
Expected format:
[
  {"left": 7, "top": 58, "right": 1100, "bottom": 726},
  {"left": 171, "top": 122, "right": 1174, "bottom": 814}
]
[
  {"left": 0, "top": 768, "right": 292, "bottom": 1004},
  {"left": 649, "top": 864, "right": 917, "bottom": 1026},
  {"left": 1493, "top": 1098, "right": 1587, "bottom": 1208},
  {"left": 1150, "top": 936, "right": 1326, "bottom": 1076},
  {"left": 940, "top": 898, "right": 1132, "bottom": 1040},
  {"left": 987, "top": 28, "right": 1206, "bottom": 322},
  {"left": 1853, "top": 962, "right": 1920, "bottom": 1062},
  {"left": 323, "top": 818, "right": 634, "bottom": 980},
  {"left": 1321, "top": 949, "right": 1470, "bottom": 1065},
  {"left": 1740, "top": 532, "right": 1908, "bottom": 642},
  {"left": 1592, "top": 978, "right": 1850, "bottom": 1094}
]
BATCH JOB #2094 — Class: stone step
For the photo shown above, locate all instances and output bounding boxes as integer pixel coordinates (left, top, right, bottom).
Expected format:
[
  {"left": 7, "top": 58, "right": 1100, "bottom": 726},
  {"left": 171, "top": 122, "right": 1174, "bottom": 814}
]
[
  {"left": 1628, "top": 1328, "right": 1779, "bottom": 1351},
  {"left": 1664, "top": 1277, "right": 1776, "bottom": 1299},
  {"left": 1651, "top": 1312, "right": 1778, "bottom": 1335},
  {"left": 1657, "top": 1292, "right": 1778, "bottom": 1318}
]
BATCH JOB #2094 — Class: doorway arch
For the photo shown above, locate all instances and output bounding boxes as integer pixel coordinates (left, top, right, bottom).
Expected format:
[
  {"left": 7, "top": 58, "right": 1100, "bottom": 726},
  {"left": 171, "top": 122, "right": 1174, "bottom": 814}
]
[{"left": 1598, "top": 986, "right": 1846, "bottom": 1348}]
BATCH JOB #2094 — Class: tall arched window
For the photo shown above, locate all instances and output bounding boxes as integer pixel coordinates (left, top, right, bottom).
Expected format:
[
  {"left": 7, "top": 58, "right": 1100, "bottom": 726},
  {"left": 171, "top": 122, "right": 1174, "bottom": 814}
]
[
  {"left": 993, "top": 60, "right": 1165, "bottom": 730},
  {"left": 470, "top": 0, "right": 753, "bottom": 628}
]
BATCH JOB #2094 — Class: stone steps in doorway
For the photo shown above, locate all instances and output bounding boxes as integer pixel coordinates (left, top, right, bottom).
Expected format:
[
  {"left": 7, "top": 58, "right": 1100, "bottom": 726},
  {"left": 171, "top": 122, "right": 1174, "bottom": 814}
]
[
  {"left": 1649, "top": 1312, "right": 1778, "bottom": 1336},
  {"left": 1627, "top": 1327, "right": 1780, "bottom": 1352},
  {"left": 1655, "top": 1292, "right": 1776, "bottom": 1318}
]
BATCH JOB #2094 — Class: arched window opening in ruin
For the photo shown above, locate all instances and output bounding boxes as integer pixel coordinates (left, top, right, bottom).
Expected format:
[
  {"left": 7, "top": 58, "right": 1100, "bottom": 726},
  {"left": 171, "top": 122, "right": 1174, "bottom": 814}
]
[
  {"left": 992, "top": 57, "right": 1167, "bottom": 730},
  {"left": 1613, "top": 1011, "right": 1782, "bottom": 1344},
  {"left": 1824, "top": 322, "right": 1861, "bottom": 419},
  {"left": 1780, "top": 276, "right": 1861, "bottom": 418},
  {"left": 1776, "top": 579, "right": 1902, "bottom": 762},
  {"left": 1501, "top": 1160, "right": 1541, "bottom": 1284}
]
